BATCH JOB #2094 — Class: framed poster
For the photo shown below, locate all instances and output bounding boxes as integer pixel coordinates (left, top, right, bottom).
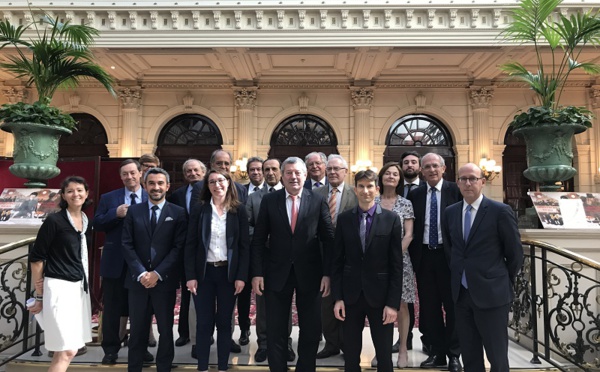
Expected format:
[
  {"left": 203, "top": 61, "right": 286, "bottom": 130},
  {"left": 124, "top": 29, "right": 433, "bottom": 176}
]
[
  {"left": 0, "top": 188, "right": 61, "bottom": 224},
  {"left": 528, "top": 192, "right": 600, "bottom": 229}
]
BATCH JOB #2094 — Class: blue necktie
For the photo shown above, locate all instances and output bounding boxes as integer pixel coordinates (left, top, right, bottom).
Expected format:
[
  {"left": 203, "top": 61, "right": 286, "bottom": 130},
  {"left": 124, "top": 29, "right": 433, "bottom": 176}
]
[
  {"left": 461, "top": 204, "right": 472, "bottom": 288},
  {"left": 130, "top": 193, "right": 137, "bottom": 205},
  {"left": 314, "top": 182, "right": 322, "bottom": 188},
  {"left": 429, "top": 188, "right": 438, "bottom": 247}
]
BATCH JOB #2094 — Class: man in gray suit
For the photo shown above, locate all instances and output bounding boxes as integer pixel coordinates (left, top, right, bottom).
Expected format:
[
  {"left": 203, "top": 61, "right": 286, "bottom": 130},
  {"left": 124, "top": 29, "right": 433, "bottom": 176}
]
[
  {"left": 246, "top": 158, "right": 295, "bottom": 363},
  {"left": 315, "top": 154, "right": 358, "bottom": 359}
]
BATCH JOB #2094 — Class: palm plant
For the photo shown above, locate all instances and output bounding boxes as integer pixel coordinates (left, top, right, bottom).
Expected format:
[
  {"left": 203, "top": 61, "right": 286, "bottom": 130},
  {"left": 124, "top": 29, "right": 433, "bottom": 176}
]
[
  {"left": 499, "top": 0, "right": 600, "bottom": 129},
  {"left": 0, "top": 10, "right": 115, "bottom": 129}
]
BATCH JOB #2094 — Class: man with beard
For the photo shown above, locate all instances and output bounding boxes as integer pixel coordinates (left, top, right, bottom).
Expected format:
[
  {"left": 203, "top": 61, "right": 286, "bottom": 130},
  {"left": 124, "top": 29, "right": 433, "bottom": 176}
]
[
  {"left": 122, "top": 167, "right": 187, "bottom": 372},
  {"left": 168, "top": 159, "right": 206, "bottom": 353}
]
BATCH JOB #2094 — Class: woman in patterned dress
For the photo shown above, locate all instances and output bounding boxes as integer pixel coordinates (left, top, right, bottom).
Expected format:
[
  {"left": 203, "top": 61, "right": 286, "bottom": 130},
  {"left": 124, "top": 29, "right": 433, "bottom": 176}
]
[{"left": 377, "top": 162, "right": 415, "bottom": 368}]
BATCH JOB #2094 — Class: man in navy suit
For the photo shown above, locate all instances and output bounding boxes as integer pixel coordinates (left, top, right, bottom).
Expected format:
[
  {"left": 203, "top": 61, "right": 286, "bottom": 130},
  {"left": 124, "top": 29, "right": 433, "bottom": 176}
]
[
  {"left": 167, "top": 159, "right": 206, "bottom": 350},
  {"left": 407, "top": 153, "right": 462, "bottom": 372},
  {"left": 122, "top": 167, "right": 187, "bottom": 372},
  {"left": 443, "top": 163, "right": 523, "bottom": 372},
  {"left": 191, "top": 149, "right": 248, "bottom": 207},
  {"left": 332, "top": 169, "right": 403, "bottom": 372},
  {"left": 303, "top": 152, "right": 328, "bottom": 190},
  {"left": 94, "top": 159, "right": 148, "bottom": 365},
  {"left": 252, "top": 157, "right": 335, "bottom": 372}
]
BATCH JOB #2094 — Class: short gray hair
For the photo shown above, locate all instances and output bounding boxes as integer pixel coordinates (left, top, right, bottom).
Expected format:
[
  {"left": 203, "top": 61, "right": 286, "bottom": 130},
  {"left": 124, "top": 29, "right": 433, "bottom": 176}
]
[
  {"left": 144, "top": 167, "right": 170, "bottom": 183},
  {"left": 210, "top": 149, "right": 233, "bottom": 165},
  {"left": 327, "top": 154, "right": 348, "bottom": 169},
  {"left": 305, "top": 152, "right": 327, "bottom": 164},
  {"left": 281, "top": 157, "right": 307, "bottom": 175},
  {"left": 182, "top": 159, "right": 206, "bottom": 174},
  {"left": 422, "top": 153, "right": 445, "bottom": 166}
]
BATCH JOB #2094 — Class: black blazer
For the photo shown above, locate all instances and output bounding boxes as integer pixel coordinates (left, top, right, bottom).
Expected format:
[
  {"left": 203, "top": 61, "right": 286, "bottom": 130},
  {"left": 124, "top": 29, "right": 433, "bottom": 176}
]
[
  {"left": 407, "top": 180, "right": 462, "bottom": 272},
  {"left": 251, "top": 188, "right": 334, "bottom": 292},
  {"left": 168, "top": 184, "right": 189, "bottom": 213},
  {"left": 331, "top": 205, "right": 404, "bottom": 310},
  {"left": 443, "top": 196, "right": 523, "bottom": 309},
  {"left": 94, "top": 187, "right": 148, "bottom": 278},
  {"left": 184, "top": 202, "right": 250, "bottom": 284},
  {"left": 121, "top": 201, "right": 187, "bottom": 291},
  {"left": 303, "top": 178, "right": 328, "bottom": 190}
]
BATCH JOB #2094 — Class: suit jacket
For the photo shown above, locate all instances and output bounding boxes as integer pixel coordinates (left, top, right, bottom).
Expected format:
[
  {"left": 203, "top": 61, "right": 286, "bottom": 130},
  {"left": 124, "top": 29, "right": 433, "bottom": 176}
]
[
  {"left": 94, "top": 187, "right": 148, "bottom": 278},
  {"left": 246, "top": 186, "right": 269, "bottom": 237},
  {"left": 168, "top": 184, "right": 190, "bottom": 213},
  {"left": 184, "top": 202, "right": 250, "bottom": 283},
  {"left": 303, "top": 177, "right": 328, "bottom": 190},
  {"left": 407, "top": 180, "right": 462, "bottom": 272},
  {"left": 121, "top": 201, "right": 187, "bottom": 291},
  {"left": 443, "top": 196, "right": 523, "bottom": 309},
  {"left": 246, "top": 183, "right": 265, "bottom": 193},
  {"left": 251, "top": 188, "right": 335, "bottom": 292},
  {"left": 190, "top": 180, "right": 248, "bottom": 207},
  {"left": 331, "top": 205, "right": 404, "bottom": 310},
  {"left": 313, "top": 183, "right": 358, "bottom": 225}
]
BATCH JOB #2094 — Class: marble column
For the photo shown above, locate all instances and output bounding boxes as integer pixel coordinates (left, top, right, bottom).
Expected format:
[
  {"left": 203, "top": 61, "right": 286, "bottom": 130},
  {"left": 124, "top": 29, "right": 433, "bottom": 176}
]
[
  {"left": 234, "top": 87, "right": 257, "bottom": 159},
  {"left": 351, "top": 87, "right": 374, "bottom": 164},
  {"left": 118, "top": 87, "right": 141, "bottom": 157},
  {"left": 469, "top": 85, "right": 494, "bottom": 164},
  {"left": 1, "top": 87, "right": 28, "bottom": 157}
]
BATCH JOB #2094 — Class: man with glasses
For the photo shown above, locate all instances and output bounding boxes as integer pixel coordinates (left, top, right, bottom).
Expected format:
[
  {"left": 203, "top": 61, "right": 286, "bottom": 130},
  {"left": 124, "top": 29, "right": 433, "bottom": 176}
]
[
  {"left": 407, "top": 153, "right": 462, "bottom": 372},
  {"left": 314, "top": 154, "right": 357, "bottom": 359},
  {"left": 443, "top": 163, "right": 522, "bottom": 372},
  {"left": 304, "top": 152, "right": 328, "bottom": 189}
]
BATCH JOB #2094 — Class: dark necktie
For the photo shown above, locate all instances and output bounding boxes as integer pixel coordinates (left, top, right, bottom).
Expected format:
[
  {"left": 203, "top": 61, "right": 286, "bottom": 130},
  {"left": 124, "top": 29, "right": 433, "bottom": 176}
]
[
  {"left": 151, "top": 205, "right": 158, "bottom": 234},
  {"left": 253, "top": 186, "right": 259, "bottom": 192},
  {"left": 404, "top": 184, "right": 414, "bottom": 198},
  {"left": 360, "top": 212, "right": 367, "bottom": 252},
  {"left": 130, "top": 193, "right": 137, "bottom": 205},
  {"left": 269, "top": 187, "right": 275, "bottom": 193},
  {"left": 314, "top": 182, "right": 321, "bottom": 188},
  {"left": 429, "top": 188, "right": 438, "bottom": 247}
]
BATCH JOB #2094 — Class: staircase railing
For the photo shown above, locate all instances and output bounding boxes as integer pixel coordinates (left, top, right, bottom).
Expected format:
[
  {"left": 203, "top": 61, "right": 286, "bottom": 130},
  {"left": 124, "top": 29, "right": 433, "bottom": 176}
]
[
  {"left": 510, "top": 239, "right": 600, "bottom": 372},
  {"left": 0, "top": 237, "right": 42, "bottom": 366}
]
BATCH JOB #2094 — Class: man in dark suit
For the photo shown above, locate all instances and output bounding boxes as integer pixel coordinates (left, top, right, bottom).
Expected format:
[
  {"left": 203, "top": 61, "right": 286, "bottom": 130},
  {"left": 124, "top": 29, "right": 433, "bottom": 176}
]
[
  {"left": 191, "top": 149, "right": 248, "bottom": 206},
  {"left": 407, "top": 153, "right": 462, "bottom": 372},
  {"left": 246, "top": 156, "right": 265, "bottom": 195},
  {"left": 314, "top": 154, "right": 358, "bottom": 359},
  {"left": 303, "top": 152, "right": 328, "bottom": 189},
  {"left": 94, "top": 159, "right": 148, "bottom": 365},
  {"left": 332, "top": 169, "right": 403, "bottom": 372},
  {"left": 167, "top": 159, "right": 206, "bottom": 351},
  {"left": 122, "top": 167, "right": 187, "bottom": 372},
  {"left": 252, "top": 156, "right": 335, "bottom": 372},
  {"left": 246, "top": 158, "right": 296, "bottom": 363},
  {"left": 443, "top": 163, "right": 523, "bottom": 372}
]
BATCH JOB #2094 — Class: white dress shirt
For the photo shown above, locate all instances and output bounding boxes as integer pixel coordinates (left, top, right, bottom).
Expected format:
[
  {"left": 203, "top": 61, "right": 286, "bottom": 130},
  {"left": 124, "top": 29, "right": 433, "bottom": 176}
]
[
  {"left": 248, "top": 182, "right": 265, "bottom": 195},
  {"left": 124, "top": 187, "right": 142, "bottom": 205},
  {"left": 328, "top": 183, "right": 344, "bottom": 223},
  {"left": 423, "top": 179, "right": 443, "bottom": 245},
  {"left": 207, "top": 198, "right": 228, "bottom": 262},
  {"left": 285, "top": 189, "right": 303, "bottom": 225},
  {"left": 462, "top": 194, "right": 483, "bottom": 239}
]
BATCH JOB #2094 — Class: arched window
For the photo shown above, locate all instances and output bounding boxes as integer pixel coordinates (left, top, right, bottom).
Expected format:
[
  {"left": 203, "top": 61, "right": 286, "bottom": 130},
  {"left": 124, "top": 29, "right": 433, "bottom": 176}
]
[
  {"left": 268, "top": 114, "right": 338, "bottom": 160},
  {"left": 384, "top": 114, "right": 456, "bottom": 181},
  {"left": 156, "top": 114, "right": 223, "bottom": 190},
  {"left": 59, "top": 113, "right": 109, "bottom": 158}
]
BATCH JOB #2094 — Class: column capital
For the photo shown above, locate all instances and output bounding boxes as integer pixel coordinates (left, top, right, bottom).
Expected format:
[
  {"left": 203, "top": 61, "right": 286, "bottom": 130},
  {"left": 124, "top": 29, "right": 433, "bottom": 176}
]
[
  {"left": 590, "top": 85, "right": 600, "bottom": 109},
  {"left": 233, "top": 87, "right": 257, "bottom": 110},
  {"left": 469, "top": 85, "right": 495, "bottom": 110},
  {"left": 118, "top": 87, "right": 141, "bottom": 110},
  {"left": 350, "top": 87, "right": 374, "bottom": 110},
  {"left": 2, "top": 86, "right": 28, "bottom": 103}
]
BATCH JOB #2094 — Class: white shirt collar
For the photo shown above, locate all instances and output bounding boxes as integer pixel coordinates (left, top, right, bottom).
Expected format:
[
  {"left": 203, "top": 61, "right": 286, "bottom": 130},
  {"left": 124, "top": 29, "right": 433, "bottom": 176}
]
[
  {"left": 329, "top": 183, "right": 344, "bottom": 193},
  {"left": 312, "top": 177, "right": 326, "bottom": 187},
  {"left": 464, "top": 194, "right": 484, "bottom": 211},
  {"left": 148, "top": 199, "right": 166, "bottom": 211},
  {"left": 269, "top": 182, "right": 283, "bottom": 191},
  {"left": 427, "top": 179, "right": 444, "bottom": 193},
  {"left": 285, "top": 189, "right": 303, "bottom": 199}
]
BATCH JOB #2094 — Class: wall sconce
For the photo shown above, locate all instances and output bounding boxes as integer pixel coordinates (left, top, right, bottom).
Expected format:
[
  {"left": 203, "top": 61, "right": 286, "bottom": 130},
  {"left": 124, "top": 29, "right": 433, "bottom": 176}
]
[
  {"left": 479, "top": 157, "right": 501, "bottom": 181},
  {"left": 230, "top": 157, "right": 248, "bottom": 181},
  {"left": 350, "top": 160, "right": 378, "bottom": 175}
]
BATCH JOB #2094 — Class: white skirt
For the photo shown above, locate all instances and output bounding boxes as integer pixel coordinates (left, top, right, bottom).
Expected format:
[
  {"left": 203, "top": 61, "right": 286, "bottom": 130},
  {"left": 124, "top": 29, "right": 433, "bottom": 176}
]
[{"left": 42, "top": 277, "right": 92, "bottom": 351}]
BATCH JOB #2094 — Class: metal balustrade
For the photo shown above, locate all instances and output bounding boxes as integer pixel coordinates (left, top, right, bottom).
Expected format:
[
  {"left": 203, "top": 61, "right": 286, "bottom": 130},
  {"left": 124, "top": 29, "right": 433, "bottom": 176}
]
[{"left": 510, "top": 239, "right": 600, "bottom": 372}]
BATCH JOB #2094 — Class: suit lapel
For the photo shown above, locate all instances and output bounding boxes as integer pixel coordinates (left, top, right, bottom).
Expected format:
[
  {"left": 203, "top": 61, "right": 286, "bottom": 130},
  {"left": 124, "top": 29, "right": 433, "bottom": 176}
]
[
  {"left": 339, "top": 185, "right": 352, "bottom": 212},
  {"left": 296, "top": 190, "right": 312, "bottom": 234},
  {"left": 226, "top": 212, "right": 235, "bottom": 250},
  {"left": 201, "top": 204, "right": 211, "bottom": 255},
  {"left": 365, "top": 204, "right": 381, "bottom": 251},
  {"left": 466, "top": 197, "right": 488, "bottom": 246},
  {"left": 350, "top": 207, "right": 362, "bottom": 254},
  {"left": 142, "top": 204, "right": 152, "bottom": 236},
  {"left": 277, "top": 191, "right": 293, "bottom": 235},
  {"left": 153, "top": 202, "right": 169, "bottom": 236}
]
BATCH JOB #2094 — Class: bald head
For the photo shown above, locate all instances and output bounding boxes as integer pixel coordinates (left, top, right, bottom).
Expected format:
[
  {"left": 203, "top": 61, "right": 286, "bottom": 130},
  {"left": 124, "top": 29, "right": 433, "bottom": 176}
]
[{"left": 457, "top": 163, "right": 486, "bottom": 204}]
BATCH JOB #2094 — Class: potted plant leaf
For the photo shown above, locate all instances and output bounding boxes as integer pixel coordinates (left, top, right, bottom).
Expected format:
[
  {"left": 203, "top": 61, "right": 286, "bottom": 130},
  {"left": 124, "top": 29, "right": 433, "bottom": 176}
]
[
  {"left": 500, "top": 0, "right": 600, "bottom": 190},
  {"left": 0, "top": 10, "right": 115, "bottom": 187}
]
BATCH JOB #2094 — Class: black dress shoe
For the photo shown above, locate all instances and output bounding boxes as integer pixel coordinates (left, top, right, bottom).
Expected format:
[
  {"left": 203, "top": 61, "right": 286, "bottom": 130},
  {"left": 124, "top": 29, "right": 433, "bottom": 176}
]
[
  {"left": 392, "top": 339, "right": 400, "bottom": 353},
  {"left": 316, "top": 348, "right": 340, "bottom": 359},
  {"left": 287, "top": 345, "right": 296, "bottom": 362},
  {"left": 230, "top": 340, "right": 241, "bottom": 353},
  {"left": 144, "top": 350, "right": 154, "bottom": 362},
  {"left": 175, "top": 336, "right": 190, "bottom": 347},
  {"left": 448, "top": 356, "right": 463, "bottom": 372},
  {"left": 254, "top": 348, "right": 268, "bottom": 363},
  {"left": 101, "top": 353, "right": 118, "bottom": 365},
  {"left": 420, "top": 354, "right": 447, "bottom": 368},
  {"left": 191, "top": 345, "right": 197, "bottom": 359},
  {"left": 239, "top": 329, "right": 250, "bottom": 346}
]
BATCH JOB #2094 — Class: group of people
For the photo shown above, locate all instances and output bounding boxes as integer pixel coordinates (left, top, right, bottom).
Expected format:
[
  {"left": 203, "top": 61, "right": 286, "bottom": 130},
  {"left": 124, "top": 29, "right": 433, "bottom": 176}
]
[{"left": 28, "top": 148, "right": 523, "bottom": 372}]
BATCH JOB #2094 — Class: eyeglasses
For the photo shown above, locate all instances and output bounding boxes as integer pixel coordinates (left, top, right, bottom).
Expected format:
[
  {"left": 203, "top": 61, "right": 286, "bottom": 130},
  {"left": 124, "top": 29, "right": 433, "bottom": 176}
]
[
  {"left": 457, "top": 177, "right": 483, "bottom": 184},
  {"left": 208, "top": 178, "right": 228, "bottom": 186},
  {"left": 326, "top": 166, "right": 347, "bottom": 173},
  {"left": 141, "top": 163, "right": 156, "bottom": 169},
  {"left": 423, "top": 163, "right": 442, "bottom": 170}
]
